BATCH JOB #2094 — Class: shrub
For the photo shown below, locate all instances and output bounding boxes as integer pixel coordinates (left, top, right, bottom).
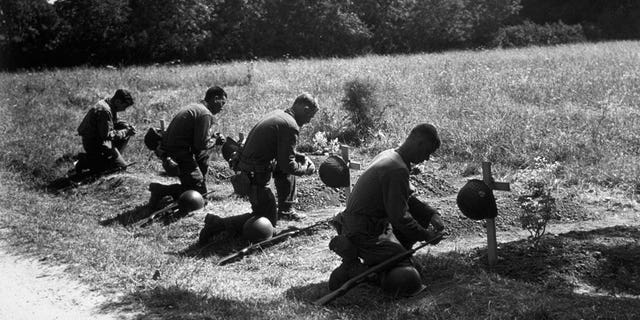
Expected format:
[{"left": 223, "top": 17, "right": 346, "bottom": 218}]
[
  {"left": 340, "top": 78, "right": 387, "bottom": 146},
  {"left": 493, "top": 20, "right": 586, "bottom": 48},
  {"left": 513, "top": 157, "right": 563, "bottom": 248}
]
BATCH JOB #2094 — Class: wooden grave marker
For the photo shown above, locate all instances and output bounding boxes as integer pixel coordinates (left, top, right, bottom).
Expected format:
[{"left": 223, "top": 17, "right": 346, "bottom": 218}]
[
  {"left": 339, "top": 145, "right": 361, "bottom": 201},
  {"left": 482, "top": 161, "right": 511, "bottom": 266}
]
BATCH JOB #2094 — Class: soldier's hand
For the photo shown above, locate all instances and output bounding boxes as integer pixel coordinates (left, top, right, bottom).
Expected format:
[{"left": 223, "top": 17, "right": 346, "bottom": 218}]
[
  {"left": 430, "top": 213, "right": 445, "bottom": 233},
  {"left": 304, "top": 157, "right": 316, "bottom": 175},
  {"left": 214, "top": 132, "right": 225, "bottom": 146},
  {"left": 127, "top": 125, "right": 137, "bottom": 136}
]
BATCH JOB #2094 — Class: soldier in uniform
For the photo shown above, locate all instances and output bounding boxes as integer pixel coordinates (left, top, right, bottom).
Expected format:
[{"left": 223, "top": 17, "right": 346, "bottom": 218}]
[
  {"left": 198, "top": 93, "right": 318, "bottom": 245},
  {"left": 76, "top": 89, "right": 135, "bottom": 173},
  {"left": 328, "top": 123, "right": 445, "bottom": 295},
  {"left": 147, "top": 86, "right": 227, "bottom": 209}
]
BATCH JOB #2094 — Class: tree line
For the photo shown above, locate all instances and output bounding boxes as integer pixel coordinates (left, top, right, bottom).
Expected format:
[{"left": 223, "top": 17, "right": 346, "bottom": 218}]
[{"left": 1, "top": 0, "right": 639, "bottom": 70}]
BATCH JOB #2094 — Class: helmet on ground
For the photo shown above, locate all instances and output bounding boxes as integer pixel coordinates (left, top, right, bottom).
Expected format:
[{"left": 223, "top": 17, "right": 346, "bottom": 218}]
[
  {"left": 380, "top": 265, "right": 425, "bottom": 297},
  {"left": 319, "top": 155, "right": 349, "bottom": 188},
  {"left": 242, "top": 216, "right": 273, "bottom": 242},
  {"left": 221, "top": 137, "right": 241, "bottom": 162},
  {"left": 178, "top": 190, "right": 205, "bottom": 212},
  {"left": 456, "top": 179, "right": 497, "bottom": 220},
  {"left": 162, "top": 157, "right": 180, "bottom": 177}
]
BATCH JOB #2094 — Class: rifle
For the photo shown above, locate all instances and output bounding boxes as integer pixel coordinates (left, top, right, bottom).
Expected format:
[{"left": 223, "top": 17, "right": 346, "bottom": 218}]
[
  {"left": 135, "top": 190, "right": 216, "bottom": 228},
  {"left": 313, "top": 232, "right": 444, "bottom": 306},
  {"left": 216, "top": 217, "right": 334, "bottom": 266},
  {"left": 53, "top": 162, "right": 137, "bottom": 193}
]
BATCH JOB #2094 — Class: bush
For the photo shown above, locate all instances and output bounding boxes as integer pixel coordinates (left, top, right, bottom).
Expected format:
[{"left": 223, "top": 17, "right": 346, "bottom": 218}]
[
  {"left": 513, "top": 157, "right": 563, "bottom": 248},
  {"left": 493, "top": 20, "right": 586, "bottom": 48},
  {"left": 340, "top": 78, "right": 387, "bottom": 146}
]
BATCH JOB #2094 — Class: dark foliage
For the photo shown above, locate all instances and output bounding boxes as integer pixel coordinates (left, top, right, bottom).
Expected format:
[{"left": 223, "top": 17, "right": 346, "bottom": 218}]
[
  {"left": 519, "top": 0, "right": 640, "bottom": 40},
  {"left": 1, "top": 0, "right": 639, "bottom": 70},
  {"left": 493, "top": 20, "right": 586, "bottom": 48},
  {"left": 0, "top": 0, "right": 61, "bottom": 69},
  {"left": 54, "top": 0, "right": 132, "bottom": 66}
]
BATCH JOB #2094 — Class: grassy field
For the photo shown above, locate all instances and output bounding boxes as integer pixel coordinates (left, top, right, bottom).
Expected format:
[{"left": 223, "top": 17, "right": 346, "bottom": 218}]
[{"left": 1, "top": 41, "right": 640, "bottom": 319}]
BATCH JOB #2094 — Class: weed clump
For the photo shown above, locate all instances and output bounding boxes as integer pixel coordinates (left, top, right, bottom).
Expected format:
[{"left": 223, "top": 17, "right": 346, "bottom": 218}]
[
  {"left": 513, "top": 157, "right": 563, "bottom": 249},
  {"left": 339, "top": 78, "right": 387, "bottom": 146}
]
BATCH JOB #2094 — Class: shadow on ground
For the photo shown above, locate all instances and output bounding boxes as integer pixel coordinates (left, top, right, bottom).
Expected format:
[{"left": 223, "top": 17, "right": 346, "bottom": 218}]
[
  {"left": 99, "top": 193, "right": 229, "bottom": 227},
  {"left": 99, "top": 285, "right": 328, "bottom": 320},
  {"left": 98, "top": 225, "right": 640, "bottom": 319},
  {"left": 174, "top": 233, "right": 249, "bottom": 259},
  {"left": 480, "top": 225, "right": 640, "bottom": 295}
]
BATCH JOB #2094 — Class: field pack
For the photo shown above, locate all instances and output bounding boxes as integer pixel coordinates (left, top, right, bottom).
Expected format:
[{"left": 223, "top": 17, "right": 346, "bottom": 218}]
[{"left": 144, "top": 127, "right": 163, "bottom": 151}]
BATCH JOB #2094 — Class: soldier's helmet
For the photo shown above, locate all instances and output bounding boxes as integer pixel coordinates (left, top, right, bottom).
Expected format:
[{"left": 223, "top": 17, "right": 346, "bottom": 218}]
[
  {"left": 242, "top": 216, "right": 273, "bottom": 243},
  {"left": 380, "top": 265, "right": 425, "bottom": 297},
  {"left": 221, "top": 137, "right": 241, "bottom": 162},
  {"left": 178, "top": 190, "right": 205, "bottom": 212},
  {"left": 456, "top": 179, "right": 498, "bottom": 220},
  {"left": 319, "top": 155, "right": 349, "bottom": 188}
]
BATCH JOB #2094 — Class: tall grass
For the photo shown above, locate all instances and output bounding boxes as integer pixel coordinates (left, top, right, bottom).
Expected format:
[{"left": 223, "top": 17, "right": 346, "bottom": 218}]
[{"left": 2, "top": 41, "right": 640, "bottom": 192}]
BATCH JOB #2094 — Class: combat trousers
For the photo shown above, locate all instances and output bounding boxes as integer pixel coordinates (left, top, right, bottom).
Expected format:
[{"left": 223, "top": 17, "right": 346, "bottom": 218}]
[
  {"left": 340, "top": 196, "right": 437, "bottom": 268},
  {"left": 220, "top": 164, "right": 297, "bottom": 233},
  {"left": 155, "top": 150, "right": 208, "bottom": 201},
  {"left": 79, "top": 137, "right": 128, "bottom": 173}
]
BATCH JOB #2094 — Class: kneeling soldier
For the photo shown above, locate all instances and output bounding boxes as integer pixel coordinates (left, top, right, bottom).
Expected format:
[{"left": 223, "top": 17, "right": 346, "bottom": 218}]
[
  {"left": 76, "top": 89, "right": 135, "bottom": 173},
  {"left": 329, "top": 123, "right": 445, "bottom": 296},
  {"left": 198, "top": 93, "right": 318, "bottom": 244},
  {"left": 147, "top": 86, "right": 227, "bottom": 209}
]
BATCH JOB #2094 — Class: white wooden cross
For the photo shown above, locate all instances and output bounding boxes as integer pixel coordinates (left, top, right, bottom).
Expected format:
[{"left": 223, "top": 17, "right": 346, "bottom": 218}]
[
  {"left": 482, "top": 161, "right": 510, "bottom": 266},
  {"left": 339, "top": 145, "right": 361, "bottom": 202}
]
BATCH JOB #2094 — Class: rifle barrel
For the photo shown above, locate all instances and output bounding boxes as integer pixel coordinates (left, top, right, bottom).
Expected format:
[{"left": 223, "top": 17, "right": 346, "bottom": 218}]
[{"left": 215, "top": 219, "right": 332, "bottom": 266}]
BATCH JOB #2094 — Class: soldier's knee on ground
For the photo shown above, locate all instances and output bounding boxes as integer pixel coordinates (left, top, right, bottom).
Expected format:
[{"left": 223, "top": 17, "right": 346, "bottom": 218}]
[
  {"left": 329, "top": 235, "right": 359, "bottom": 263},
  {"left": 328, "top": 261, "right": 368, "bottom": 291},
  {"left": 198, "top": 214, "right": 226, "bottom": 245}
]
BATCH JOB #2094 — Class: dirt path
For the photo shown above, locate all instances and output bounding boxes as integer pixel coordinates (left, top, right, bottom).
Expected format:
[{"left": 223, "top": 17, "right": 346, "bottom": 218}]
[
  {"left": 0, "top": 244, "right": 129, "bottom": 320},
  {"left": 431, "top": 208, "right": 640, "bottom": 254}
]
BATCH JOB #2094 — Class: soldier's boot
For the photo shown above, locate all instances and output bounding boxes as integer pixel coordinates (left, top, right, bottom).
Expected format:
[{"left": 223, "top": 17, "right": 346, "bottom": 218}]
[
  {"left": 148, "top": 182, "right": 169, "bottom": 211},
  {"left": 198, "top": 214, "right": 226, "bottom": 245},
  {"left": 278, "top": 208, "right": 307, "bottom": 221}
]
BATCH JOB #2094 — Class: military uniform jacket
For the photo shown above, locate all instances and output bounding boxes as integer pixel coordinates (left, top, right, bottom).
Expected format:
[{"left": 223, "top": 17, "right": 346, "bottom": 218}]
[
  {"left": 339, "top": 149, "right": 431, "bottom": 242},
  {"left": 77, "top": 99, "right": 126, "bottom": 148},
  {"left": 238, "top": 109, "right": 306, "bottom": 175},
  {"left": 161, "top": 103, "right": 215, "bottom": 155}
]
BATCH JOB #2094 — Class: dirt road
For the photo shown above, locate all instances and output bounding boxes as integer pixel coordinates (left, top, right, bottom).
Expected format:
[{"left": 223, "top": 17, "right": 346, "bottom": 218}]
[{"left": 0, "top": 245, "right": 127, "bottom": 320}]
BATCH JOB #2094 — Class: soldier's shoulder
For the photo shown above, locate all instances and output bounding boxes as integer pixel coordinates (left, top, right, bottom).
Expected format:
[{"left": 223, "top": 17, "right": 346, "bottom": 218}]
[
  {"left": 275, "top": 110, "right": 299, "bottom": 130},
  {"left": 92, "top": 99, "right": 112, "bottom": 114}
]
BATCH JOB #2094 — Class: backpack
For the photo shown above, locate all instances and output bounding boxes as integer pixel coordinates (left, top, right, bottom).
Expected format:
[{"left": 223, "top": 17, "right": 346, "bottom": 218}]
[{"left": 144, "top": 127, "right": 163, "bottom": 151}]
